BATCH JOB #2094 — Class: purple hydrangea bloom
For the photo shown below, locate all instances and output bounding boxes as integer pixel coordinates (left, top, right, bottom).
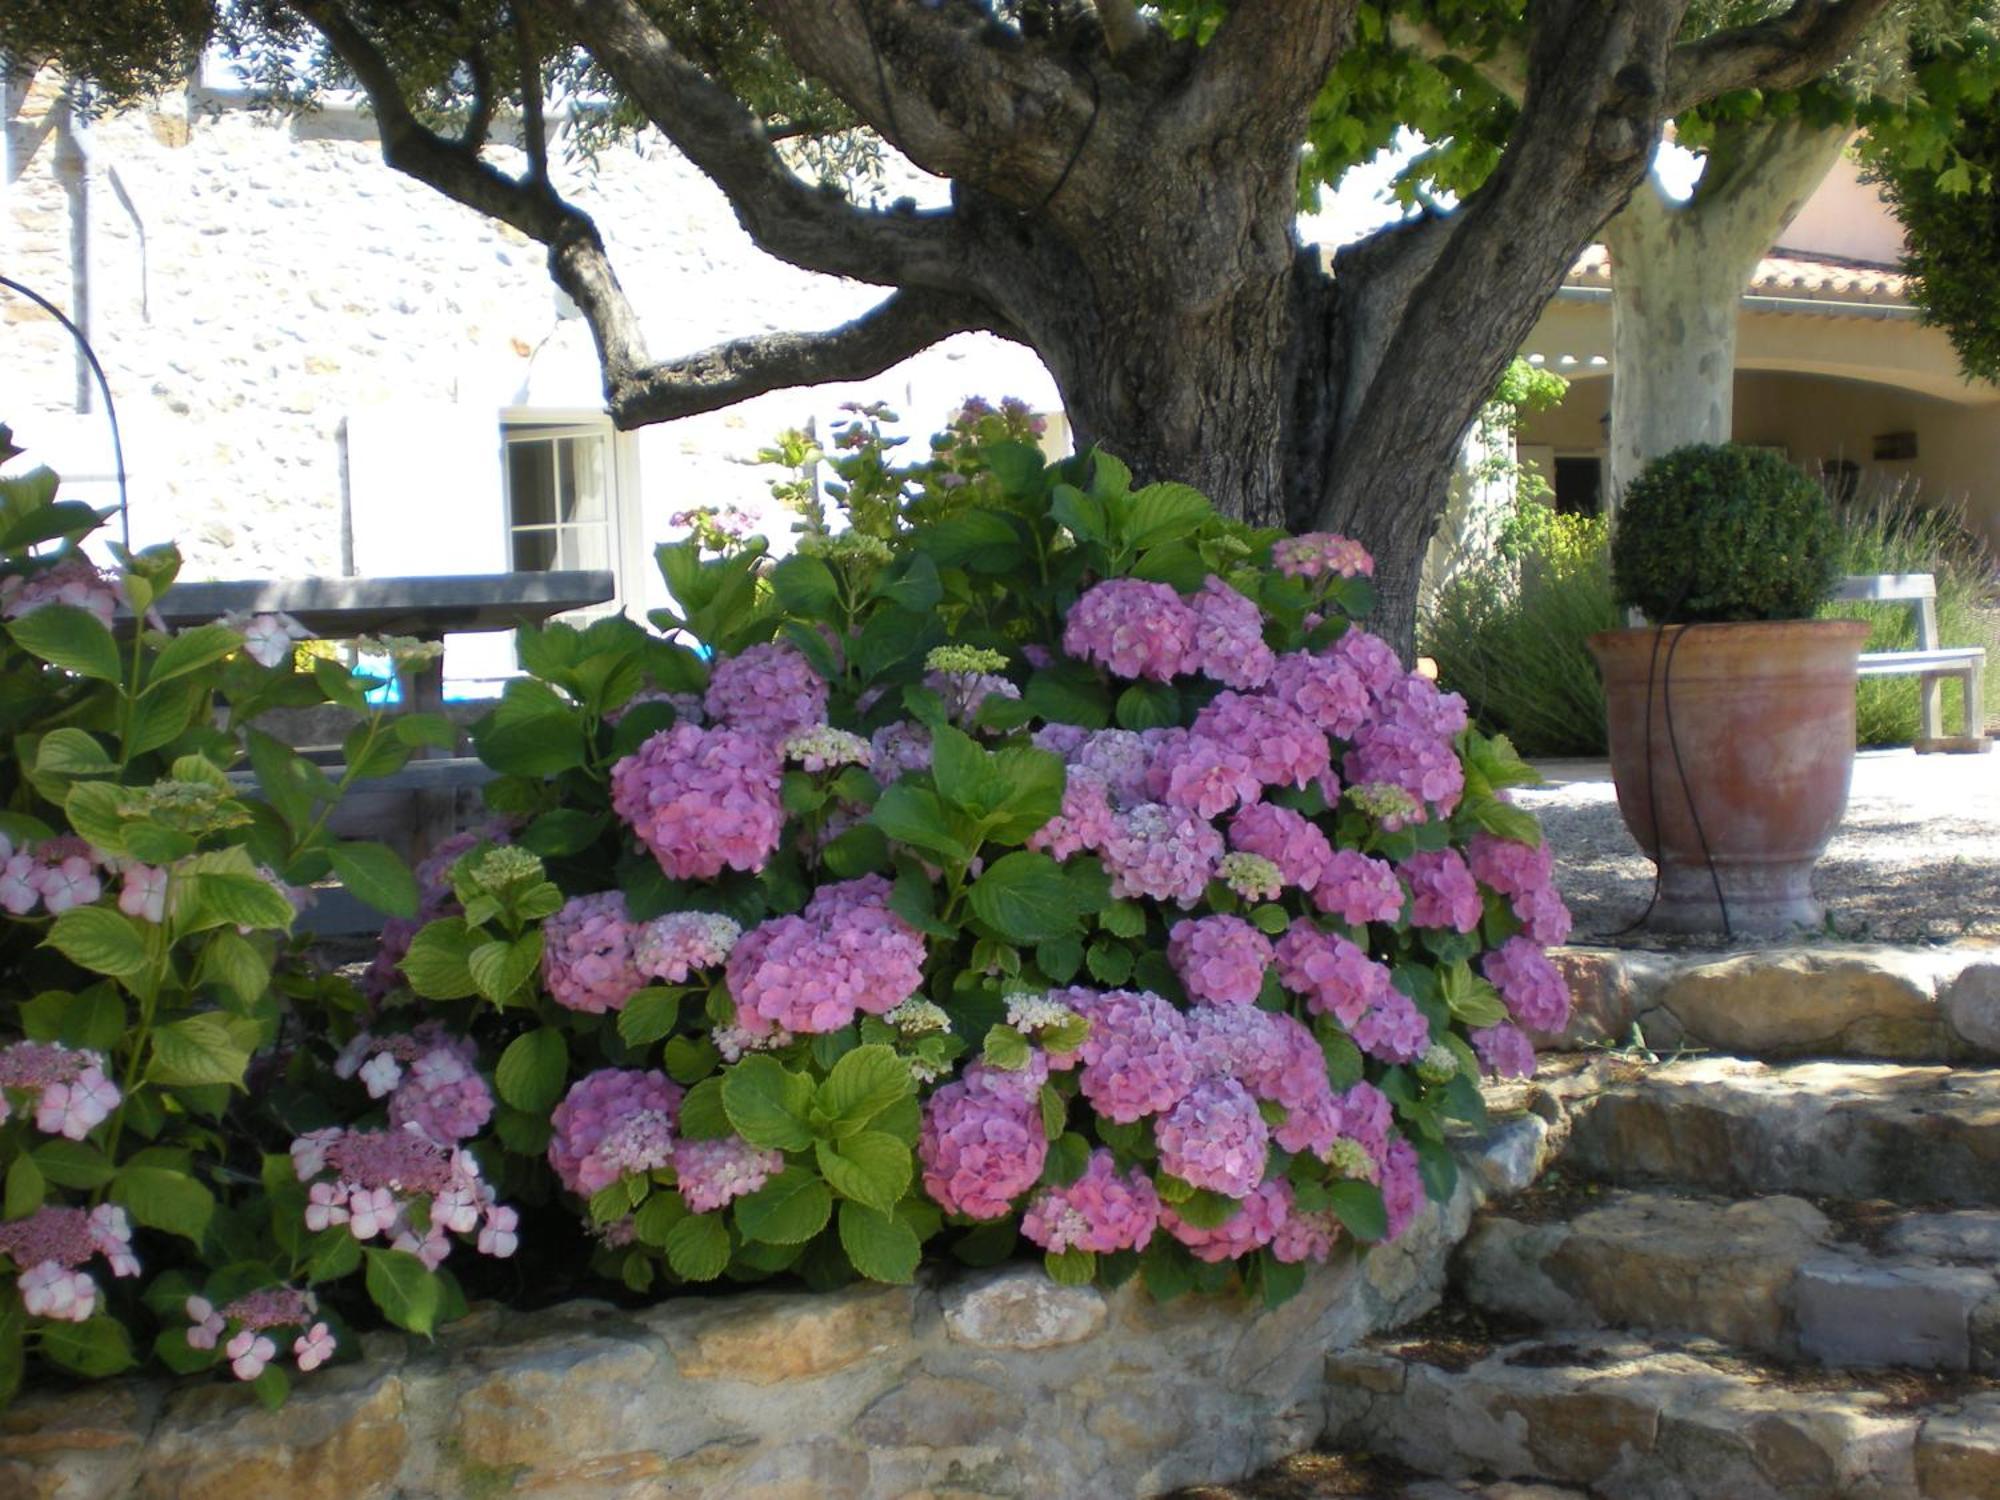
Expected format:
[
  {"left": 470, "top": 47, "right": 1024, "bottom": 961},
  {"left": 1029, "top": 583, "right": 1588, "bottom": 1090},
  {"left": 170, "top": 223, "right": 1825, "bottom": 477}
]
[
  {"left": 675, "top": 1136, "right": 784, "bottom": 1213},
  {"left": 704, "top": 641, "right": 828, "bottom": 741},
  {"left": 1483, "top": 937, "right": 1571, "bottom": 1034},
  {"left": 727, "top": 879, "right": 926, "bottom": 1035},
  {"left": 1266, "top": 650, "right": 1373, "bottom": 741},
  {"left": 918, "top": 1079, "right": 1047, "bottom": 1219},
  {"left": 1228, "top": 802, "right": 1334, "bottom": 892},
  {"left": 1471, "top": 1022, "right": 1538, "bottom": 1079},
  {"left": 1166, "top": 915, "right": 1273, "bottom": 1006},
  {"left": 1100, "top": 803, "right": 1224, "bottom": 907},
  {"left": 548, "top": 1069, "right": 684, "bottom": 1197},
  {"left": 1402, "top": 848, "right": 1483, "bottom": 933},
  {"left": 1068, "top": 989, "right": 1198, "bottom": 1123},
  {"left": 1190, "top": 692, "right": 1330, "bottom": 790},
  {"left": 1063, "top": 578, "right": 1198, "bottom": 682},
  {"left": 611, "top": 723, "right": 785, "bottom": 881},
  {"left": 1183, "top": 575, "right": 1275, "bottom": 688},
  {"left": 1311, "top": 848, "right": 1406, "bottom": 926},
  {"left": 1156, "top": 1077, "right": 1270, "bottom": 1198},
  {"left": 542, "top": 891, "right": 647, "bottom": 1015},
  {"left": 1273, "top": 921, "right": 1393, "bottom": 1026},
  {"left": 1021, "top": 1150, "right": 1161, "bottom": 1254}
]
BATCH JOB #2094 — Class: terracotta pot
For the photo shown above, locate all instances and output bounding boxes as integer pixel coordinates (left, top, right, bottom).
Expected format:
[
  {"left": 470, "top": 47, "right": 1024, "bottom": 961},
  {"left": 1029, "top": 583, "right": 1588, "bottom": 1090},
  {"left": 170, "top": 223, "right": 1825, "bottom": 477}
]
[{"left": 1586, "top": 619, "right": 1869, "bottom": 936}]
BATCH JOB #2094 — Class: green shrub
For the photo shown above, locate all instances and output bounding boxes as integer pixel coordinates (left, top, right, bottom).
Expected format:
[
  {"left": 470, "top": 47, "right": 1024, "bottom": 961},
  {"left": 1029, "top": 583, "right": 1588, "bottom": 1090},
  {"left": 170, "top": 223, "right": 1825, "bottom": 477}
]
[
  {"left": 1421, "top": 501, "right": 1615, "bottom": 758},
  {"left": 1821, "top": 482, "right": 1999, "bottom": 745},
  {"left": 1612, "top": 443, "right": 1840, "bottom": 623}
]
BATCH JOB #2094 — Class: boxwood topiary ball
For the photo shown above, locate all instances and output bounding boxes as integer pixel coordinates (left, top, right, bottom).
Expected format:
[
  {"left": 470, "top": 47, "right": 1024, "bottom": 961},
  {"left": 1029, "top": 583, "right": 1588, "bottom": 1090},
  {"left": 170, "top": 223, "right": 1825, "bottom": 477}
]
[{"left": 1611, "top": 443, "right": 1840, "bottom": 624}]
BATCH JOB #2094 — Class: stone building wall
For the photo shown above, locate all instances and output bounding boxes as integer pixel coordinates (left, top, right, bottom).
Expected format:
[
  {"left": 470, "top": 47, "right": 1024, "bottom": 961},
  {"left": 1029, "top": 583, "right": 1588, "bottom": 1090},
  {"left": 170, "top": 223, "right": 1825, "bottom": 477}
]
[{"left": 1, "top": 70, "right": 1056, "bottom": 616}]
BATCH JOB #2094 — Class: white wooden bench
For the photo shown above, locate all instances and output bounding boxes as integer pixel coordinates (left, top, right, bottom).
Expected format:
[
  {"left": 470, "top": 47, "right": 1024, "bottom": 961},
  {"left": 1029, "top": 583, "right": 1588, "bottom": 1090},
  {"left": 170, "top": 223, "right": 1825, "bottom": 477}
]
[{"left": 1832, "top": 573, "right": 1989, "bottom": 753}]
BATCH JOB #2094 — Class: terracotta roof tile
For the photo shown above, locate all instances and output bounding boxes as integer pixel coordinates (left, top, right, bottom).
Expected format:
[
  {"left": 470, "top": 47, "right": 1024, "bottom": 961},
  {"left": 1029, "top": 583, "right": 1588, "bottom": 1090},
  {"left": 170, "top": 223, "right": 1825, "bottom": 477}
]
[{"left": 1566, "top": 245, "right": 1909, "bottom": 305}]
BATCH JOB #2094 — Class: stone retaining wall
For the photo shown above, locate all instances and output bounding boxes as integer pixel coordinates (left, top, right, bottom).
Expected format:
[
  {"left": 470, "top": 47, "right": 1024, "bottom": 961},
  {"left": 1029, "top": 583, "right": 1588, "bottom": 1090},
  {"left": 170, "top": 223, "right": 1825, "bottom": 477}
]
[
  {"left": 1547, "top": 944, "right": 2000, "bottom": 1061},
  {"left": 2, "top": 1122, "right": 1549, "bottom": 1500}
]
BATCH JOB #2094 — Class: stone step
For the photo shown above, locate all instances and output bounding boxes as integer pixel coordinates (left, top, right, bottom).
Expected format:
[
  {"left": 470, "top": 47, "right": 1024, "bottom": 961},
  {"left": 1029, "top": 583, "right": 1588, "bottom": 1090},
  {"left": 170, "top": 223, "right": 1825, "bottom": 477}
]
[
  {"left": 1171, "top": 1452, "right": 1589, "bottom": 1499},
  {"left": 1564, "top": 1057, "right": 2000, "bottom": 1206},
  {"left": 1550, "top": 946, "right": 2000, "bottom": 1062},
  {"left": 1455, "top": 1188, "right": 2000, "bottom": 1374},
  {"left": 1325, "top": 1327, "right": 2000, "bottom": 1500}
]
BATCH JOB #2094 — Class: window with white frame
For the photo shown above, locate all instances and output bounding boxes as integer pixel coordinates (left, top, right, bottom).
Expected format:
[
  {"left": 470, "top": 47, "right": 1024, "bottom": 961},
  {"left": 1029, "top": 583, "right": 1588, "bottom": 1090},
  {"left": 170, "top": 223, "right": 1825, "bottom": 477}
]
[{"left": 502, "top": 421, "right": 615, "bottom": 572}]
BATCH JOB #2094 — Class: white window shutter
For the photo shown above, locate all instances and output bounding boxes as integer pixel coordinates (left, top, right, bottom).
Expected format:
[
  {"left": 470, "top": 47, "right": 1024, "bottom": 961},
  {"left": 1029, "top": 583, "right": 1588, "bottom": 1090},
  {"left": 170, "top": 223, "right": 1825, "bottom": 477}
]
[
  {"left": 345, "top": 404, "right": 505, "bottom": 578},
  {"left": 345, "top": 403, "right": 513, "bottom": 692}
]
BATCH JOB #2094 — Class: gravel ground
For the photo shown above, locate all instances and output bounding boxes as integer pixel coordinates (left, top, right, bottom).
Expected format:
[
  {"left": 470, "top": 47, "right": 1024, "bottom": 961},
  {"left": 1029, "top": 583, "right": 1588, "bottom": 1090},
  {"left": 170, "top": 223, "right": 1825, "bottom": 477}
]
[{"left": 1519, "top": 748, "right": 2000, "bottom": 948}]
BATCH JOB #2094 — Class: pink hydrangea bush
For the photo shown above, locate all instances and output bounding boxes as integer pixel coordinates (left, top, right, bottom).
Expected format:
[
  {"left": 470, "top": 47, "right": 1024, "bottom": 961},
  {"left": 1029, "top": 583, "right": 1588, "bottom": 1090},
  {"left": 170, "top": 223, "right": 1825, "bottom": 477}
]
[{"left": 341, "top": 413, "right": 1569, "bottom": 1317}]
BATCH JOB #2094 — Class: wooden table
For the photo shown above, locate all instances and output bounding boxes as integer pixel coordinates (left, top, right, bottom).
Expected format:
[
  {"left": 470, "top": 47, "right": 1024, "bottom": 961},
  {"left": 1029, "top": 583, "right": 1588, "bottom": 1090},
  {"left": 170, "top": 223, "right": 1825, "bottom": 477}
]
[{"left": 158, "top": 569, "right": 615, "bottom": 715}]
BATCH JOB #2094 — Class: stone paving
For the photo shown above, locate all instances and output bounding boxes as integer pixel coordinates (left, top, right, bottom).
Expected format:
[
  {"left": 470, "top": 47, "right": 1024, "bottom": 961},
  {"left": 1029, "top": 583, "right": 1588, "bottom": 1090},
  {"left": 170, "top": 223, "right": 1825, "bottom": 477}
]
[{"left": 1520, "top": 750, "right": 2000, "bottom": 945}]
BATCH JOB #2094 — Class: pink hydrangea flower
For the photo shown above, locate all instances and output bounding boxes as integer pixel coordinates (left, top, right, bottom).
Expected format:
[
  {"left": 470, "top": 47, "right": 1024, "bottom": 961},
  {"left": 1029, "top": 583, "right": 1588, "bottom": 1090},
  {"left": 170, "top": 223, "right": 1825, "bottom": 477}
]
[
  {"left": 611, "top": 723, "right": 785, "bottom": 881},
  {"left": 0, "top": 1041, "right": 120, "bottom": 1140},
  {"left": 1272, "top": 533, "right": 1374, "bottom": 580},
  {"left": 1272, "top": 1206, "right": 1341, "bottom": 1264},
  {"left": 1069, "top": 730, "right": 1155, "bottom": 804},
  {"left": 918, "top": 1076, "right": 1047, "bottom": 1219},
  {"left": 1472, "top": 1022, "right": 1538, "bottom": 1079},
  {"left": 0, "top": 852, "right": 39, "bottom": 914},
  {"left": 634, "top": 910, "right": 742, "bottom": 983},
  {"left": 870, "top": 721, "right": 933, "bottom": 781},
  {"left": 295, "top": 1124, "right": 512, "bottom": 1263},
  {"left": 1382, "top": 1137, "right": 1427, "bottom": 1243},
  {"left": 118, "top": 864, "right": 168, "bottom": 923},
  {"left": 675, "top": 1136, "right": 784, "bottom": 1214},
  {"left": 1401, "top": 849, "right": 1483, "bottom": 933},
  {"left": 1483, "top": 937, "right": 1572, "bottom": 1034},
  {"left": 37, "top": 855, "right": 102, "bottom": 914},
  {"left": 386, "top": 1042, "right": 494, "bottom": 1145},
  {"left": 1021, "top": 1150, "right": 1161, "bottom": 1254},
  {"left": 185, "top": 1296, "right": 226, "bottom": 1350},
  {"left": 1351, "top": 987, "right": 1431, "bottom": 1064},
  {"left": 727, "top": 879, "right": 926, "bottom": 1035},
  {"left": 1156, "top": 1076, "right": 1270, "bottom": 1198},
  {"left": 542, "top": 890, "right": 648, "bottom": 1014},
  {"left": 1183, "top": 575, "right": 1275, "bottom": 688},
  {"left": 1152, "top": 734, "right": 1262, "bottom": 819},
  {"left": 1027, "top": 771, "right": 1117, "bottom": 861},
  {"left": 1517, "top": 884, "right": 1573, "bottom": 946},
  {"left": 0, "top": 1204, "right": 139, "bottom": 1321},
  {"left": 1166, "top": 915, "right": 1273, "bottom": 1006},
  {"left": 1100, "top": 803, "right": 1224, "bottom": 907},
  {"left": 1266, "top": 650, "right": 1373, "bottom": 741},
  {"left": 1228, "top": 802, "right": 1334, "bottom": 892},
  {"left": 1310, "top": 849, "right": 1402, "bottom": 925},
  {"left": 1066, "top": 989, "right": 1197, "bottom": 1123},
  {"left": 1063, "top": 578, "right": 1198, "bottom": 682},
  {"left": 1, "top": 554, "right": 118, "bottom": 627},
  {"left": 227, "top": 1329, "right": 277, "bottom": 1381},
  {"left": 703, "top": 641, "right": 828, "bottom": 742},
  {"left": 548, "top": 1068, "right": 683, "bottom": 1197},
  {"left": 1325, "top": 628, "right": 1403, "bottom": 699},
  {"left": 1273, "top": 921, "right": 1392, "bottom": 1026},
  {"left": 1337, "top": 1081, "right": 1395, "bottom": 1176},
  {"left": 294, "top": 1322, "right": 337, "bottom": 1372},
  {"left": 1343, "top": 723, "right": 1464, "bottom": 826},
  {"left": 1374, "top": 673, "right": 1470, "bottom": 739},
  {"left": 1190, "top": 692, "right": 1329, "bottom": 790},
  {"left": 1162, "top": 1178, "right": 1292, "bottom": 1262}
]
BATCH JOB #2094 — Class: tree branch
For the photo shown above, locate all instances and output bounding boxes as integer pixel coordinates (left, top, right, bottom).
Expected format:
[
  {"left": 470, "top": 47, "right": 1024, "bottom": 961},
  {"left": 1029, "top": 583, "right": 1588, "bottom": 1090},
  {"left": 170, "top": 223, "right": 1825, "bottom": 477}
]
[
  {"left": 1186, "top": 0, "right": 1355, "bottom": 145},
  {"left": 512, "top": 3, "right": 548, "bottom": 183},
  {"left": 610, "top": 290, "right": 1010, "bottom": 428},
  {"left": 1669, "top": 0, "right": 1898, "bottom": 113},
  {"left": 293, "top": 2, "right": 655, "bottom": 396},
  {"left": 748, "top": 0, "right": 1101, "bottom": 205},
  {"left": 532, "top": 0, "right": 975, "bottom": 287}
]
